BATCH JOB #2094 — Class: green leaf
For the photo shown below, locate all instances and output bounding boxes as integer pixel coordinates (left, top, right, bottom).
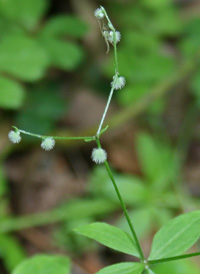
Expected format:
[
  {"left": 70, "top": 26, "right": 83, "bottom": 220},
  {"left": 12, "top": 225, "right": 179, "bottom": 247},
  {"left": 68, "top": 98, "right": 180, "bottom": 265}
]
[
  {"left": 0, "top": 0, "right": 49, "bottom": 30},
  {"left": 40, "top": 15, "right": 87, "bottom": 38},
  {"left": 179, "top": 18, "right": 200, "bottom": 57},
  {"left": 0, "top": 234, "right": 26, "bottom": 271},
  {"left": 136, "top": 133, "right": 177, "bottom": 189},
  {"left": 74, "top": 222, "right": 139, "bottom": 257},
  {"left": 141, "top": 0, "right": 171, "bottom": 10},
  {"left": 0, "top": 76, "right": 25, "bottom": 109},
  {"left": 12, "top": 255, "right": 71, "bottom": 274},
  {"left": 89, "top": 166, "right": 145, "bottom": 206},
  {"left": 99, "top": 125, "right": 109, "bottom": 136},
  {"left": 149, "top": 211, "right": 200, "bottom": 260},
  {"left": 41, "top": 38, "right": 84, "bottom": 70},
  {"left": 95, "top": 262, "right": 144, "bottom": 274},
  {"left": 0, "top": 34, "right": 49, "bottom": 81},
  {"left": 152, "top": 259, "right": 200, "bottom": 274},
  {"left": 38, "top": 15, "right": 86, "bottom": 71},
  {"left": 16, "top": 86, "right": 67, "bottom": 134},
  {"left": 147, "top": 270, "right": 155, "bottom": 274}
]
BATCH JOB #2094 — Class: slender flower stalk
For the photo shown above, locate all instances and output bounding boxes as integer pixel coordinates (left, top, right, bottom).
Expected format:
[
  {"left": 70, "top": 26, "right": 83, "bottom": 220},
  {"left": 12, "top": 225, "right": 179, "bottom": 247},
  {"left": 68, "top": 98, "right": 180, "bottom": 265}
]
[{"left": 95, "top": 138, "right": 145, "bottom": 260}]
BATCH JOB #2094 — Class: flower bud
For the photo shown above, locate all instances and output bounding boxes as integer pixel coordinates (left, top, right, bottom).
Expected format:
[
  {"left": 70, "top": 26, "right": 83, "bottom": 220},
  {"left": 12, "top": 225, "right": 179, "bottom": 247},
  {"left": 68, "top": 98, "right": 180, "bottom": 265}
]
[
  {"left": 41, "top": 137, "right": 55, "bottom": 151},
  {"left": 108, "top": 31, "right": 121, "bottom": 44},
  {"left": 91, "top": 148, "right": 107, "bottom": 164},
  {"left": 94, "top": 8, "right": 104, "bottom": 19},
  {"left": 8, "top": 130, "right": 21, "bottom": 144},
  {"left": 111, "top": 76, "right": 126, "bottom": 90}
]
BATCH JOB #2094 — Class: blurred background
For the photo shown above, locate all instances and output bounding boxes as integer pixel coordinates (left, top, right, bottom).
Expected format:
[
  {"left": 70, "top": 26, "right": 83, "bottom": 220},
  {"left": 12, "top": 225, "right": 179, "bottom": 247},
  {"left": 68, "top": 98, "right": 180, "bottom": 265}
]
[{"left": 0, "top": 0, "right": 200, "bottom": 273}]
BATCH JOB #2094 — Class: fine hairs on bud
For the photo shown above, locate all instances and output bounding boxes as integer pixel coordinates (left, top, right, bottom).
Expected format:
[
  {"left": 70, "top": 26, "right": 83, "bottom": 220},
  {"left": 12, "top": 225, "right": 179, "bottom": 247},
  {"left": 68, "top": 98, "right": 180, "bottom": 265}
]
[
  {"left": 111, "top": 75, "right": 126, "bottom": 90},
  {"left": 94, "top": 8, "right": 104, "bottom": 19},
  {"left": 108, "top": 31, "right": 121, "bottom": 44},
  {"left": 41, "top": 137, "right": 55, "bottom": 151},
  {"left": 8, "top": 130, "right": 21, "bottom": 144},
  {"left": 91, "top": 148, "right": 107, "bottom": 164}
]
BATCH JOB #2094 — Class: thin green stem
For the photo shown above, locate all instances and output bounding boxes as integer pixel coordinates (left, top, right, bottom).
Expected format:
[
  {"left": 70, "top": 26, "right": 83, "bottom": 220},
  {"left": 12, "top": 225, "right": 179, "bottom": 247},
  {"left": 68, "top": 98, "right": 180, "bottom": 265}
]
[
  {"left": 96, "top": 8, "right": 119, "bottom": 136},
  {"left": 95, "top": 137, "right": 145, "bottom": 260},
  {"left": 100, "top": 6, "right": 114, "bottom": 30},
  {"left": 104, "top": 160, "right": 145, "bottom": 260},
  {"left": 148, "top": 252, "right": 200, "bottom": 265},
  {"left": 100, "top": 6, "right": 118, "bottom": 74},
  {"left": 96, "top": 86, "right": 115, "bottom": 136},
  {"left": 16, "top": 128, "right": 95, "bottom": 142},
  {"left": 113, "top": 31, "right": 119, "bottom": 74}
]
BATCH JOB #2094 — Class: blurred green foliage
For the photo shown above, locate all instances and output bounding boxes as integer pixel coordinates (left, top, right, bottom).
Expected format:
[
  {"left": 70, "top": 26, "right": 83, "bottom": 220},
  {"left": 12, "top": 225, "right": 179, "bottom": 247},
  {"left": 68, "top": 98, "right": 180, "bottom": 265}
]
[
  {"left": 0, "top": 0, "right": 87, "bottom": 111},
  {"left": 11, "top": 255, "right": 71, "bottom": 274},
  {"left": 103, "top": 0, "right": 181, "bottom": 113},
  {"left": 0, "top": 0, "right": 200, "bottom": 273},
  {"left": 16, "top": 83, "right": 67, "bottom": 134}
]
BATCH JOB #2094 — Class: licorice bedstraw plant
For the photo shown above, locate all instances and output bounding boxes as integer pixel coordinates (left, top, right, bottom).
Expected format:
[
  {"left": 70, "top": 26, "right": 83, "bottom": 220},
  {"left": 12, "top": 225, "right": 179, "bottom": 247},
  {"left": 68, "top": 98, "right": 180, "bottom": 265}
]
[{"left": 9, "top": 6, "right": 200, "bottom": 274}]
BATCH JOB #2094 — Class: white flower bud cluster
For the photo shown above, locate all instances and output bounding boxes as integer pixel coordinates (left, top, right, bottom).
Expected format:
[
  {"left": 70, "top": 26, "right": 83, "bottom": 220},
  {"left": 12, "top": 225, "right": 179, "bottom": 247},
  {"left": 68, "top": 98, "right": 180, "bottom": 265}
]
[
  {"left": 111, "top": 75, "right": 126, "bottom": 90},
  {"left": 94, "top": 8, "right": 104, "bottom": 19},
  {"left": 8, "top": 130, "right": 21, "bottom": 144},
  {"left": 91, "top": 148, "right": 107, "bottom": 164},
  {"left": 108, "top": 31, "right": 121, "bottom": 44},
  {"left": 41, "top": 137, "right": 55, "bottom": 151}
]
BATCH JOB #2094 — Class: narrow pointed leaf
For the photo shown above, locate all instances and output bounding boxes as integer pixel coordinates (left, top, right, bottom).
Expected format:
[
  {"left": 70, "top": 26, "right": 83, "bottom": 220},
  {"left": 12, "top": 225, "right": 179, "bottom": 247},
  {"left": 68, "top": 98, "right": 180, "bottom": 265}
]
[
  {"left": 95, "top": 262, "right": 144, "bottom": 274},
  {"left": 149, "top": 210, "right": 200, "bottom": 260},
  {"left": 74, "top": 222, "right": 139, "bottom": 257},
  {"left": 99, "top": 125, "right": 109, "bottom": 136}
]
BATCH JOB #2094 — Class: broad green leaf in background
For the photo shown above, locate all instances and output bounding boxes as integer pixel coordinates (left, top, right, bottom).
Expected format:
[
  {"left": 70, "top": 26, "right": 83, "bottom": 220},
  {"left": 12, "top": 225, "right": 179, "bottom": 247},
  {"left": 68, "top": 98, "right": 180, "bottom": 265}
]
[
  {"left": 74, "top": 222, "right": 139, "bottom": 257},
  {"left": 147, "top": 8, "right": 182, "bottom": 36},
  {"left": 0, "top": 0, "right": 49, "bottom": 30},
  {"left": 89, "top": 166, "right": 145, "bottom": 206},
  {"left": 136, "top": 133, "right": 177, "bottom": 189},
  {"left": 0, "top": 76, "right": 25, "bottom": 109},
  {"left": 40, "top": 15, "right": 88, "bottom": 38},
  {"left": 152, "top": 259, "right": 200, "bottom": 274},
  {"left": 41, "top": 38, "right": 84, "bottom": 70},
  {"left": 0, "top": 34, "right": 49, "bottom": 81},
  {"left": 95, "top": 262, "right": 144, "bottom": 274},
  {"left": 141, "top": 0, "right": 170, "bottom": 10},
  {"left": 179, "top": 17, "right": 200, "bottom": 57},
  {"left": 0, "top": 18, "right": 25, "bottom": 36},
  {"left": 12, "top": 255, "right": 71, "bottom": 274},
  {"left": 54, "top": 217, "right": 97, "bottom": 254},
  {"left": 148, "top": 210, "right": 200, "bottom": 260},
  {"left": 38, "top": 15, "right": 87, "bottom": 70},
  {"left": 151, "top": 208, "right": 173, "bottom": 228},
  {"left": 0, "top": 234, "right": 26, "bottom": 272},
  {"left": 16, "top": 86, "right": 67, "bottom": 134}
]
